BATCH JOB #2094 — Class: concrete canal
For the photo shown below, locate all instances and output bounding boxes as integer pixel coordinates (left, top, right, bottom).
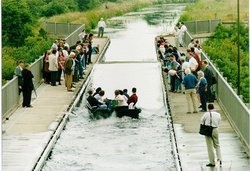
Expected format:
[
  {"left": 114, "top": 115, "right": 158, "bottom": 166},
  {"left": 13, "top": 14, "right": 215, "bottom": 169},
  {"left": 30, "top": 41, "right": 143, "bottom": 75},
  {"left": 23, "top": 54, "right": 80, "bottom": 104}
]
[{"left": 42, "top": 3, "right": 186, "bottom": 171}]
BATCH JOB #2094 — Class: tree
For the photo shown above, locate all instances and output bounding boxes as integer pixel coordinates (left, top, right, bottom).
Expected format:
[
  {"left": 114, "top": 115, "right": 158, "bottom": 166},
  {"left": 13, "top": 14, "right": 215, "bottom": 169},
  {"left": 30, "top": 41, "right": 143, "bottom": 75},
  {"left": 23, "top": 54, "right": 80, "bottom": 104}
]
[{"left": 2, "top": 0, "right": 34, "bottom": 47}]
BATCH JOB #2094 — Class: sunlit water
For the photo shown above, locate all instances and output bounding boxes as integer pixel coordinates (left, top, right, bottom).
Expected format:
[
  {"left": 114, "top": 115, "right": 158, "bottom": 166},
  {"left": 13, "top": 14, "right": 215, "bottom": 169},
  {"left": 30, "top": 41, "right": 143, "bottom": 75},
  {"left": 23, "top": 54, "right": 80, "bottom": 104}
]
[{"left": 43, "top": 3, "right": 186, "bottom": 171}]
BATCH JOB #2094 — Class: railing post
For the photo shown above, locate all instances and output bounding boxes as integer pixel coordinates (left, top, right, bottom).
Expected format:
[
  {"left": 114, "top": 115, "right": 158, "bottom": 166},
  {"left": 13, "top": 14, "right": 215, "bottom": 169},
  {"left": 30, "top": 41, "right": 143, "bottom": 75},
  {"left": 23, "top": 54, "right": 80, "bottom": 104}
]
[
  {"left": 54, "top": 22, "right": 57, "bottom": 35},
  {"left": 209, "top": 20, "right": 212, "bottom": 33},
  {"left": 195, "top": 20, "right": 198, "bottom": 34}
]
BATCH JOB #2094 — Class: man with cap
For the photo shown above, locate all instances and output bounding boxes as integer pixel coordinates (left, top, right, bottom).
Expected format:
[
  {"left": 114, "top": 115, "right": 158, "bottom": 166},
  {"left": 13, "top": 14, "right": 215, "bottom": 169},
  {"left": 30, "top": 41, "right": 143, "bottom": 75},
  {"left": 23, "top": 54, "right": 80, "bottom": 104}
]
[
  {"left": 97, "top": 18, "right": 106, "bottom": 38},
  {"left": 64, "top": 52, "right": 75, "bottom": 91}
]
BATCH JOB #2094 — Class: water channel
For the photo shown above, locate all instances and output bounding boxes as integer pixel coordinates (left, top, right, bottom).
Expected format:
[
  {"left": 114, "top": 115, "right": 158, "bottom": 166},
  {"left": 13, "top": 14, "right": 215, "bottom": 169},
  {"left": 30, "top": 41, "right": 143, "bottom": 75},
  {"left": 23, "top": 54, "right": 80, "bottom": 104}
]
[{"left": 42, "top": 3, "right": 186, "bottom": 171}]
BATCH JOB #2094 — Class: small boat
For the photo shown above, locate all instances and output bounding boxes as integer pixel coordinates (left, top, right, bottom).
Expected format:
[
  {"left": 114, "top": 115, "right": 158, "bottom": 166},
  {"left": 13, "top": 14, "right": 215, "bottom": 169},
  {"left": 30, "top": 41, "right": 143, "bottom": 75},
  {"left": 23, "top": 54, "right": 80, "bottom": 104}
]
[
  {"left": 114, "top": 106, "right": 141, "bottom": 119},
  {"left": 86, "top": 101, "right": 113, "bottom": 119}
]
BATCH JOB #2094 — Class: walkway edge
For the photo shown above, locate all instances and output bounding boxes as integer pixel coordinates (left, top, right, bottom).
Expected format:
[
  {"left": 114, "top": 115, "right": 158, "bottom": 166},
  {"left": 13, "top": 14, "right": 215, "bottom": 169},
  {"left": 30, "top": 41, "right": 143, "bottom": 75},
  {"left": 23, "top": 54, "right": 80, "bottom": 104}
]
[{"left": 32, "top": 38, "right": 110, "bottom": 171}]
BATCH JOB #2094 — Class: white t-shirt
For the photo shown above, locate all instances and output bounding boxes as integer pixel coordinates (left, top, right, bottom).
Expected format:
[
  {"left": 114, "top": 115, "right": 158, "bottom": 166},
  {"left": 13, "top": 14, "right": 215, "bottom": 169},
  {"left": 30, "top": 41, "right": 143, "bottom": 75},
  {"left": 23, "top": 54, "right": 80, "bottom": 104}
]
[
  {"left": 182, "top": 61, "right": 190, "bottom": 72},
  {"left": 189, "top": 57, "right": 198, "bottom": 71},
  {"left": 201, "top": 111, "right": 221, "bottom": 128},
  {"left": 180, "top": 25, "right": 187, "bottom": 33},
  {"left": 115, "top": 94, "right": 128, "bottom": 106},
  {"left": 98, "top": 20, "right": 106, "bottom": 28}
]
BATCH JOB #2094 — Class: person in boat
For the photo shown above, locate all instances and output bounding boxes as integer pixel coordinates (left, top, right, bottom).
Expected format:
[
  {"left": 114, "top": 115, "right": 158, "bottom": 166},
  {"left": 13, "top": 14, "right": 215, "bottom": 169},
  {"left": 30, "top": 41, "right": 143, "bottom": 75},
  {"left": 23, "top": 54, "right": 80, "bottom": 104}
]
[
  {"left": 94, "top": 90, "right": 112, "bottom": 109},
  {"left": 127, "top": 87, "right": 138, "bottom": 109},
  {"left": 114, "top": 90, "right": 128, "bottom": 109},
  {"left": 119, "top": 89, "right": 128, "bottom": 103},
  {"left": 123, "top": 89, "right": 130, "bottom": 99},
  {"left": 87, "top": 90, "right": 108, "bottom": 110},
  {"left": 93, "top": 87, "right": 102, "bottom": 96}
]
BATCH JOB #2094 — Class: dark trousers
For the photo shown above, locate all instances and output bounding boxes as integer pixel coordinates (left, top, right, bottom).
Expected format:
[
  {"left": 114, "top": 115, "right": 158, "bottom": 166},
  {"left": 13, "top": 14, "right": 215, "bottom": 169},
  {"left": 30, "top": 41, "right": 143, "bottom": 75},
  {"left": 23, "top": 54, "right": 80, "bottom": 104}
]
[
  {"left": 170, "top": 75, "right": 175, "bottom": 91},
  {"left": 206, "top": 84, "right": 214, "bottom": 102},
  {"left": 200, "top": 91, "right": 207, "bottom": 111},
  {"left": 22, "top": 89, "right": 32, "bottom": 107},
  {"left": 44, "top": 71, "right": 51, "bottom": 83},
  {"left": 50, "top": 71, "right": 57, "bottom": 86},
  {"left": 57, "top": 69, "right": 62, "bottom": 84},
  {"left": 88, "top": 48, "right": 92, "bottom": 64},
  {"left": 98, "top": 27, "right": 104, "bottom": 37}
]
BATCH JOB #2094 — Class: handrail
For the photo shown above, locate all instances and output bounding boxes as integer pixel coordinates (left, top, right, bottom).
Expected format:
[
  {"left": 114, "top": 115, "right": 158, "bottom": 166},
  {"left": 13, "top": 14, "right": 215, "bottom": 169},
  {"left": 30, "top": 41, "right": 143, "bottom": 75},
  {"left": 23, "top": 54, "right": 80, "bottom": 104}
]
[
  {"left": 184, "top": 30, "right": 250, "bottom": 156},
  {"left": 2, "top": 23, "right": 85, "bottom": 119}
]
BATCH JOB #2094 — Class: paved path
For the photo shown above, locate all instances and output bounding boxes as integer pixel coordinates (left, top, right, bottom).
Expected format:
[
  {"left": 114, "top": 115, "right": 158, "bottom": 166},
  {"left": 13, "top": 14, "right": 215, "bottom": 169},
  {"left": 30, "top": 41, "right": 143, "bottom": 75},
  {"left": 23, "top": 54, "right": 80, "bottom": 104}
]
[
  {"left": 159, "top": 35, "right": 250, "bottom": 171},
  {"left": 2, "top": 37, "right": 110, "bottom": 171}
]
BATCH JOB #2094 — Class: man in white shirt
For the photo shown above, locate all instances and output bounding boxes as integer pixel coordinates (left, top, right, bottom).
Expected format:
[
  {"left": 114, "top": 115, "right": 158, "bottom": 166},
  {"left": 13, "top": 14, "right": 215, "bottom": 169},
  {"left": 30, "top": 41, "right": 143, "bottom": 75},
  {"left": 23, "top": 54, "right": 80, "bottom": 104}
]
[
  {"left": 97, "top": 18, "right": 106, "bottom": 38},
  {"left": 178, "top": 22, "right": 187, "bottom": 47},
  {"left": 201, "top": 104, "right": 222, "bottom": 167},
  {"left": 186, "top": 49, "right": 198, "bottom": 75}
]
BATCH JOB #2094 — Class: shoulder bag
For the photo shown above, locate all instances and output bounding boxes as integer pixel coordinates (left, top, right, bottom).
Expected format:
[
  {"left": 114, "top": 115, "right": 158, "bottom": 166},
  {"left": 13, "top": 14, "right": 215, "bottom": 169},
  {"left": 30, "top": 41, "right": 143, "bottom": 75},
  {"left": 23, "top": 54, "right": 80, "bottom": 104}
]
[{"left": 199, "top": 112, "right": 213, "bottom": 136}]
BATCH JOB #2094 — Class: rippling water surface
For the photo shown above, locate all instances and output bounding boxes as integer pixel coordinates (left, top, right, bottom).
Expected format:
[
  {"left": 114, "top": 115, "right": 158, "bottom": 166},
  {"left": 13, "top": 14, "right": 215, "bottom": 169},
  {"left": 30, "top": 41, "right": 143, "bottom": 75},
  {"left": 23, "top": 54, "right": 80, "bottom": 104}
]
[{"left": 43, "top": 3, "right": 185, "bottom": 171}]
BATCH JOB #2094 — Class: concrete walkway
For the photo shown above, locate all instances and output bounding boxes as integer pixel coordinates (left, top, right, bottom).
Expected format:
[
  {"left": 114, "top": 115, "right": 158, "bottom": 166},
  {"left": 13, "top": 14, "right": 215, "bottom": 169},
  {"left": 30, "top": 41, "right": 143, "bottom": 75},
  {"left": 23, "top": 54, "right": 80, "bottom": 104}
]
[
  {"left": 2, "top": 37, "right": 110, "bottom": 171},
  {"left": 160, "top": 35, "right": 250, "bottom": 171}
]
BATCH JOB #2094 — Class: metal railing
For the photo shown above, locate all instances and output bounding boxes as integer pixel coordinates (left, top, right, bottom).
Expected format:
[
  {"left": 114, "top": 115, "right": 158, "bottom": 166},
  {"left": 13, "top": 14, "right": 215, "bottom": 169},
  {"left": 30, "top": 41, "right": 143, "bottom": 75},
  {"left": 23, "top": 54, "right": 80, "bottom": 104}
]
[
  {"left": 44, "top": 22, "right": 83, "bottom": 36},
  {"left": 184, "top": 31, "right": 250, "bottom": 156},
  {"left": 184, "top": 19, "right": 221, "bottom": 34},
  {"left": 2, "top": 24, "right": 85, "bottom": 119}
]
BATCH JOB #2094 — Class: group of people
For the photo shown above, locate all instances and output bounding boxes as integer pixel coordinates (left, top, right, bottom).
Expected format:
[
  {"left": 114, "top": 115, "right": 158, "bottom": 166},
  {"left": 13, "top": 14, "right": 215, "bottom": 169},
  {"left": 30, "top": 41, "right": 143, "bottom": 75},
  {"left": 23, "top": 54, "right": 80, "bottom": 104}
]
[
  {"left": 15, "top": 21, "right": 107, "bottom": 107},
  {"left": 158, "top": 36, "right": 222, "bottom": 168},
  {"left": 158, "top": 36, "right": 216, "bottom": 113},
  {"left": 42, "top": 30, "right": 100, "bottom": 92},
  {"left": 87, "top": 87, "right": 138, "bottom": 111}
]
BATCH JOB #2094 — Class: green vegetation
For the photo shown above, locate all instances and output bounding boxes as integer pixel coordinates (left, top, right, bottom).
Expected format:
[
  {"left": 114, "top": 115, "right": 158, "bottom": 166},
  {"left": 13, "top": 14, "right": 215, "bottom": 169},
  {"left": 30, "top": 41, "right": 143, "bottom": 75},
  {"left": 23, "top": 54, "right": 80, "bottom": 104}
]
[
  {"left": 203, "top": 23, "right": 249, "bottom": 102},
  {"left": 179, "top": 0, "right": 249, "bottom": 102},
  {"left": 40, "top": 0, "right": 155, "bottom": 32},
  {"left": 2, "top": 0, "right": 154, "bottom": 85},
  {"left": 179, "top": 0, "right": 249, "bottom": 22}
]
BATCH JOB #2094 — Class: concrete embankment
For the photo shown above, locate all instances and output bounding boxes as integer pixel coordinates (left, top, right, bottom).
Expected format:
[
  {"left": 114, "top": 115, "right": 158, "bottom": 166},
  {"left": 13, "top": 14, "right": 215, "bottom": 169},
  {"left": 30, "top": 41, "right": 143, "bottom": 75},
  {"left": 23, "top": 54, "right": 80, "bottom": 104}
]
[{"left": 2, "top": 37, "right": 110, "bottom": 171}]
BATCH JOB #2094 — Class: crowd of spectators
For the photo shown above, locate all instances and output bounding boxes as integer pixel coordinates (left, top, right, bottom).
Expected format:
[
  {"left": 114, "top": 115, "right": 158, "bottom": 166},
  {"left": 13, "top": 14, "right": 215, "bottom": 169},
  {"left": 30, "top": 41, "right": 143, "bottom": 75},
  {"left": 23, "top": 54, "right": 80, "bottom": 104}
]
[{"left": 157, "top": 36, "right": 216, "bottom": 113}]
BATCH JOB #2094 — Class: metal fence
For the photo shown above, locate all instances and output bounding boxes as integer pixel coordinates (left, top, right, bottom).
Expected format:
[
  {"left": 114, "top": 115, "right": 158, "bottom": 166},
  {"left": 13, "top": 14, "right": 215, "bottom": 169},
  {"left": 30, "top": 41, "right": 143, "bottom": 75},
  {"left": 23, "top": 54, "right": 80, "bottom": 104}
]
[
  {"left": 44, "top": 22, "right": 83, "bottom": 36},
  {"left": 184, "top": 31, "right": 250, "bottom": 156},
  {"left": 2, "top": 23, "right": 85, "bottom": 119},
  {"left": 185, "top": 19, "right": 221, "bottom": 34}
]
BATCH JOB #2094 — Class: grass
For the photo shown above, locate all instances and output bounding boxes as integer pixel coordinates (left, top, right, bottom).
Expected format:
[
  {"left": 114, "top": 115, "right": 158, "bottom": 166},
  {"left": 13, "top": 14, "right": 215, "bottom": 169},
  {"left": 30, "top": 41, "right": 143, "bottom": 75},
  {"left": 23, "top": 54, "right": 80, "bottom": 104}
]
[
  {"left": 180, "top": 0, "right": 249, "bottom": 22},
  {"left": 39, "top": 0, "right": 155, "bottom": 31}
]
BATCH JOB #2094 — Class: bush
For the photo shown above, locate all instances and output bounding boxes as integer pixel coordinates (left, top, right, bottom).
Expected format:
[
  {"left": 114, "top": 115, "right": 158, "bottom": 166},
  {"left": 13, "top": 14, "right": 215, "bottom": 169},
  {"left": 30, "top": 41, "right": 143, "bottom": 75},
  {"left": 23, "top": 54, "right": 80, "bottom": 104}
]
[{"left": 203, "top": 23, "right": 249, "bottom": 102}]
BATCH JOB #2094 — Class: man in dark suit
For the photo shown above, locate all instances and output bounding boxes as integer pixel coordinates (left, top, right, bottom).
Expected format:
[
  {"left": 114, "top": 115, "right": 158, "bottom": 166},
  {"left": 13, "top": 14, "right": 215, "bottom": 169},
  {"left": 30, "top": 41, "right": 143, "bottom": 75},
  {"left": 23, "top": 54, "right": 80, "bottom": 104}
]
[
  {"left": 15, "top": 60, "right": 24, "bottom": 95},
  {"left": 22, "top": 64, "right": 34, "bottom": 107},
  {"left": 202, "top": 60, "right": 215, "bottom": 102}
]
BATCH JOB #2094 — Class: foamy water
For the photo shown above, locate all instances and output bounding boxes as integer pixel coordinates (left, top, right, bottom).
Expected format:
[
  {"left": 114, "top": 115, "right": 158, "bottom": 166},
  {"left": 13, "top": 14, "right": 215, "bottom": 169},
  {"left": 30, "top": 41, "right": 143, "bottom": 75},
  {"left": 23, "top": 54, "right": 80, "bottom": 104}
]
[{"left": 42, "top": 4, "right": 186, "bottom": 171}]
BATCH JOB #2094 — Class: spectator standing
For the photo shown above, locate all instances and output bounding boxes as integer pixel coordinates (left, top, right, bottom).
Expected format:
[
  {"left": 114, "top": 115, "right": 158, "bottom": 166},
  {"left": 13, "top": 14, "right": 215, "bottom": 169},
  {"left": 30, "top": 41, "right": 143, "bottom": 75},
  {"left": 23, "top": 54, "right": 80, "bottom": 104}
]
[
  {"left": 43, "top": 51, "right": 51, "bottom": 84},
  {"left": 64, "top": 52, "right": 75, "bottom": 92},
  {"left": 201, "top": 104, "right": 222, "bottom": 167},
  {"left": 97, "top": 18, "right": 106, "bottom": 38},
  {"left": 202, "top": 60, "right": 215, "bottom": 102},
  {"left": 87, "top": 33, "right": 94, "bottom": 64},
  {"left": 178, "top": 22, "right": 187, "bottom": 47},
  {"left": 182, "top": 68, "right": 198, "bottom": 113},
  {"left": 21, "top": 64, "right": 34, "bottom": 108},
  {"left": 79, "top": 29, "right": 86, "bottom": 43},
  {"left": 186, "top": 48, "right": 198, "bottom": 76},
  {"left": 15, "top": 60, "right": 24, "bottom": 95},
  {"left": 48, "top": 49, "right": 58, "bottom": 86},
  {"left": 191, "top": 47, "right": 201, "bottom": 71},
  {"left": 197, "top": 71, "right": 207, "bottom": 112},
  {"left": 57, "top": 50, "right": 66, "bottom": 85}
]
